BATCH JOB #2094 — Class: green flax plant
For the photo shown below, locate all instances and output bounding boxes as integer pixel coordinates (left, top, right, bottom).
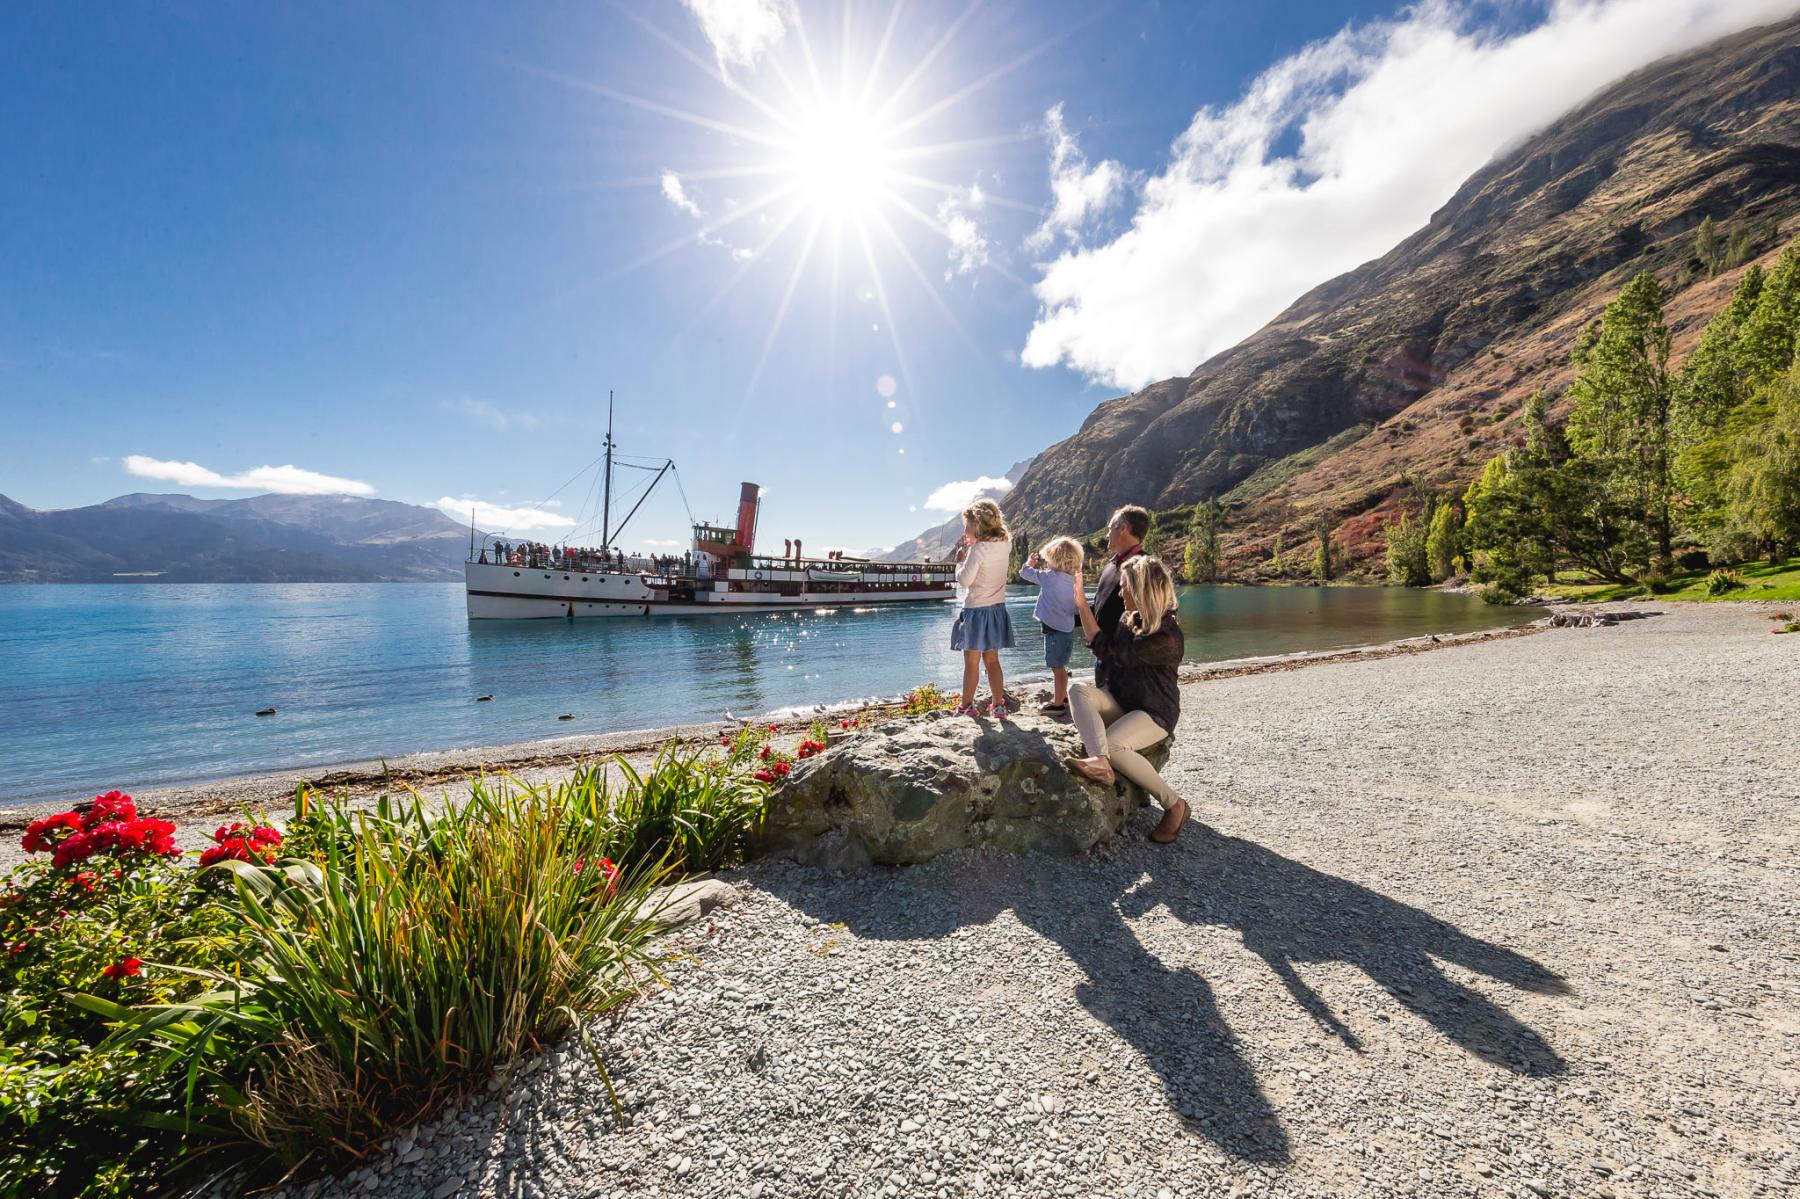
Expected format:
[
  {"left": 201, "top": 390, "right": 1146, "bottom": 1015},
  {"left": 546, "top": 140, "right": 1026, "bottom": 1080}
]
[
  {"left": 559, "top": 745, "right": 769, "bottom": 876},
  {"left": 76, "top": 777, "right": 669, "bottom": 1187}
]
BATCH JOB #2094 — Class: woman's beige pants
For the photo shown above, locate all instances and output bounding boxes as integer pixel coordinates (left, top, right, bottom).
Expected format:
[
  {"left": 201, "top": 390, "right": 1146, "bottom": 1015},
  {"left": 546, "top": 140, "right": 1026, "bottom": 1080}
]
[{"left": 1068, "top": 681, "right": 1179, "bottom": 808}]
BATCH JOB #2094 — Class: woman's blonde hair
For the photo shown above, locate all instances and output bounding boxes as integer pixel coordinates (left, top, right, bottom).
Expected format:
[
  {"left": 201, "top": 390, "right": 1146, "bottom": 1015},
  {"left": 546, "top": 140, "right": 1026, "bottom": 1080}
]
[
  {"left": 1040, "top": 535, "right": 1084, "bottom": 575},
  {"left": 961, "top": 498, "right": 1008, "bottom": 542},
  {"left": 1121, "top": 555, "right": 1178, "bottom": 637}
]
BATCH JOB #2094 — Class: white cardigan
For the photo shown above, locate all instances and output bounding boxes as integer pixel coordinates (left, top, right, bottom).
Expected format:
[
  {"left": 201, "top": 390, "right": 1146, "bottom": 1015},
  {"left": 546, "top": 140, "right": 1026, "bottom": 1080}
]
[{"left": 955, "top": 538, "right": 1012, "bottom": 608}]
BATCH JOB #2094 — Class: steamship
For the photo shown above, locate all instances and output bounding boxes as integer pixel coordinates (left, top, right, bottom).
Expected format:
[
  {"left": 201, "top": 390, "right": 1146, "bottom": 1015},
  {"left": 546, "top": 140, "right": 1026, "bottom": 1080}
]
[{"left": 462, "top": 402, "right": 957, "bottom": 620}]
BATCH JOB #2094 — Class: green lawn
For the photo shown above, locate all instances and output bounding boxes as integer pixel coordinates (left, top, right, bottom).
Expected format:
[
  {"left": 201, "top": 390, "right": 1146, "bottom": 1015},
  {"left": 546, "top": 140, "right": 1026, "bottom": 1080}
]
[{"left": 1538, "top": 557, "right": 1800, "bottom": 603}]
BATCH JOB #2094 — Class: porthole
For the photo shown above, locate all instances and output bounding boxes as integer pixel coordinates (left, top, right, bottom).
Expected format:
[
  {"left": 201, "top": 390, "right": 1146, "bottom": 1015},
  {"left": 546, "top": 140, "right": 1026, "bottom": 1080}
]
[
  {"left": 513, "top": 571, "right": 521, "bottom": 577},
  {"left": 564, "top": 575, "right": 571, "bottom": 580}
]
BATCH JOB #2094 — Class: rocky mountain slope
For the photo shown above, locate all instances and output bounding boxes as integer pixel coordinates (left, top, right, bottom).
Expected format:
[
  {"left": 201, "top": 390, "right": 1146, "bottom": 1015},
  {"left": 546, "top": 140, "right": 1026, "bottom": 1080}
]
[
  {"left": 0, "top": 493, "right": 484, "bottom": 583},
  {"left": 1002, "top": 17, "right": 1800, "bottom": 571},
  {"left": 880, "top": 458, "right": 1035, "bottom": 562}
]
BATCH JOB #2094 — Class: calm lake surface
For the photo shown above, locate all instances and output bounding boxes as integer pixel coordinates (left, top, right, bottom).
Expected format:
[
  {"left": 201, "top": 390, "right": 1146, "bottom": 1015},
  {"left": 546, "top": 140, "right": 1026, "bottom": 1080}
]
[{"left": 0, "top": 583, "right": 1538, "bottom": 804}]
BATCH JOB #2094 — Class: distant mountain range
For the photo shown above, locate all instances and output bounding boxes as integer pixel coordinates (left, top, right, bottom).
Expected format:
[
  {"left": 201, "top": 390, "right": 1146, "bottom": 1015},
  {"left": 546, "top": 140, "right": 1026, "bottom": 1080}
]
[
  {"left": 0, "top": 492, "right": 487, "bottom": 583},
  {"left": 1001, "top": 16, "right": 1800, "bottom": 572},
  {"left": 879, "top": 458, "right": 1035, "bottom": 562}
]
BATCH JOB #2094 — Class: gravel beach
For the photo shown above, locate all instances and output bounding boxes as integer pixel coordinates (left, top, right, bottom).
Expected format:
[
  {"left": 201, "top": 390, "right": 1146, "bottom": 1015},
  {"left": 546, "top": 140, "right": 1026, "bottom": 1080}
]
[{"left": 273, "top": 601, "right": 1798, "bottom": 1199}]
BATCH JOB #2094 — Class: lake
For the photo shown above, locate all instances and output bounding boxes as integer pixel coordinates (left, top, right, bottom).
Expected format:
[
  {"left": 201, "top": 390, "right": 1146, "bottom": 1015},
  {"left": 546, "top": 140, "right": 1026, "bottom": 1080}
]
[{"left": 0, "top": 583, "right": 1538, "bottom": 804}]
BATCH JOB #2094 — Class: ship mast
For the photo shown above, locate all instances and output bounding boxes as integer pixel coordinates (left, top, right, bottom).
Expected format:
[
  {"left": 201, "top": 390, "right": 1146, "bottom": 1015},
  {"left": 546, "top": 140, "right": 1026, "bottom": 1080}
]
[{"left": 600, "top": 390, "right": 614, "bottom": 550}]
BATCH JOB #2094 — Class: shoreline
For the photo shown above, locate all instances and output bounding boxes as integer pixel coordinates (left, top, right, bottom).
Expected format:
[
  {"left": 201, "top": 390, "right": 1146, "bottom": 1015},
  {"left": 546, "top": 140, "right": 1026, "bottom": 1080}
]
[{"left": 0, "top": 612, "right": 1556, "bottom": 834}]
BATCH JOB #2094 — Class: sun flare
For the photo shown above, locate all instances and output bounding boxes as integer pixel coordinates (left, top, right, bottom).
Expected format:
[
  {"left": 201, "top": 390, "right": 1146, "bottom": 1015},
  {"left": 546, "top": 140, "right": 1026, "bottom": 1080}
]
[{"left": 778, "top": 102, "right": 901, "bottom": 220}]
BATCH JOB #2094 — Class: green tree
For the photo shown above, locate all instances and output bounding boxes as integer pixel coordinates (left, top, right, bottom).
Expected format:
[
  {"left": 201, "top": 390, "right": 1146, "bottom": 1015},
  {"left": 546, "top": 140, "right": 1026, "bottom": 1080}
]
[
  {"left": 1735, "top": 239, "right": 1800, "bottom": 386},
  {"left": 1384, "top": 508, "right": 1430, "bottom": 587},
  {"left": 1674, "top": 264, "right": 1765, "bottom": 544},
  {"left": 1695, "top": 215, "right": 1722, "bottom": 276},
  {"left": 1008, "top": 530, "right": 1029, "bottom": 582},
  {"left": 1313, "top": 512, "right": 1334, "bottom": 583},
  {"left": 1185, "top": 497, "right": 1225, "bottom": 582},
  {"left": 1269, "top": 526, "right": 1286, "bottom": 576},
  {"left": 1720, "top": 369, "right": 1800, "bottom": 560},
  {"left": 1426, "top": 501, "right": 1463, "bottom": 581},
  {"left": 1566, "top": 270, "right": 1676, "bottom": 572}
]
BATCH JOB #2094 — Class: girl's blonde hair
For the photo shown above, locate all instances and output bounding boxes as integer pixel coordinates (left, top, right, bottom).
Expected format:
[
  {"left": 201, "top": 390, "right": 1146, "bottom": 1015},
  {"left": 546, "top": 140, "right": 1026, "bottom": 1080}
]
[
  {"left": 962, "top": 498, "right": 1008, "bottom": 542},
  {"left": 1121, "top": 556, "right": 1178, "bottom": 637},
  {"left": 1040, "top": 535, "right": 1084, "bottom": 575}
]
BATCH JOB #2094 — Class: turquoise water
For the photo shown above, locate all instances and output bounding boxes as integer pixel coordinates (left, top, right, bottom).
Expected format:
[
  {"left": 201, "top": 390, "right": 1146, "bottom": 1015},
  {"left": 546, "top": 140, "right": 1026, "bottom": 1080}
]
[{"left": 0, "top": 584, "right": 1536, "bottom": 805}]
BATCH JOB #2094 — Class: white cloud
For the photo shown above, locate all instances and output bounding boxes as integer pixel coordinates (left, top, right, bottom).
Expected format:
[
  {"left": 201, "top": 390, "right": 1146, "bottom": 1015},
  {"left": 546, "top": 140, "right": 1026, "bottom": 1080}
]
[
  {"left": 660, "top": 170, "right": 704, "bottom": 218},
  {"left": 939, "top": 182, "right": 991, "bottom": 278},
  {"left": 682, "top": 0, "right": 793, "bottom": 73},
  {"left": 1024, "top": 103, "right": 1127, "bottom": 253},
  {"left": 642, "top": 538, "right": 684, "bottom": 547},
  {"left": 123, "top": 455, "right": 374, "bottom": 496},
  {"left": 430, "top": 496, "right": 575, "bottom": 532},
  {"left": 1022, "top": 0, "right": 1800, "bottom": 391},
  {"left": 444, "top": 396, "right": 542, "bottom": 431},
  {"left": 923, "top": 475, "right": 1014, "bottom": 512}
]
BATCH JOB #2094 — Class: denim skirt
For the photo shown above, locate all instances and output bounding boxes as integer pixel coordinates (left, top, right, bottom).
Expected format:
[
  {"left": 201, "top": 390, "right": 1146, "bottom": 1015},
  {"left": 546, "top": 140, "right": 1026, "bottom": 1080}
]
[{"left": 951, "top": 602, "right": 1015, "bottom": 652}]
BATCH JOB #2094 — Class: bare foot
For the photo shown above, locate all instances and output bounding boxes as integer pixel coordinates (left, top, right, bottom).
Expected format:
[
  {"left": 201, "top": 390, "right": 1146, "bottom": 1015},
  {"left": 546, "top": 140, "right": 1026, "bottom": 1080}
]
[
  {"left": 1149, "top": 799, "right": 1189, "bottom": 844},
  {"left": 1065, "top": 755, "right": 1115, "bottom": 786}
]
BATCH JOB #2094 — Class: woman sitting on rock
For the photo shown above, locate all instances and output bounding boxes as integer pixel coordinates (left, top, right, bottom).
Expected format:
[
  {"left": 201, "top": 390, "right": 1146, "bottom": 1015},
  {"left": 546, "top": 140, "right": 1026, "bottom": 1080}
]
[{"left": 1067, "top": 555, "right": 1188, "bottom": 843}]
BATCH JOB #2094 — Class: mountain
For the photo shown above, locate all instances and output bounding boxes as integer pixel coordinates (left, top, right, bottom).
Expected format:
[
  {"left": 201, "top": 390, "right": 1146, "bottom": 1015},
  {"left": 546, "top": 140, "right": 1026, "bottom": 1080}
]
[
  {"left": 881, "top": 458, "right": 1036, "bottom": 561},
  {"left": 1003, "top": 17, "right": 1800, "bottom": 572},
  {"left": 0, "top": 492, "right": 486, "bottom": 583}
]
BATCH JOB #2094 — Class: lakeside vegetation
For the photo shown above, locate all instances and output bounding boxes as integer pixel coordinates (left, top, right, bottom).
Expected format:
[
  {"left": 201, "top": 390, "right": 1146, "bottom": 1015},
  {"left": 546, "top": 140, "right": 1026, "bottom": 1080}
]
[
  {"left": 1, "top": 746, "right": 772, "bottom": 1195},
  {"left": 1385, "top": 230, "right": 1800, "bottom": 603}
]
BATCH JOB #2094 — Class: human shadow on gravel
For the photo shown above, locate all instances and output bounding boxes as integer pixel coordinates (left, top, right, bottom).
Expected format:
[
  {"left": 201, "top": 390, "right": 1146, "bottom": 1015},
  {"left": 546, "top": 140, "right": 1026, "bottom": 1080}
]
[{"left": 759, "top": 819, "right": 1567, "bottom": 1167}]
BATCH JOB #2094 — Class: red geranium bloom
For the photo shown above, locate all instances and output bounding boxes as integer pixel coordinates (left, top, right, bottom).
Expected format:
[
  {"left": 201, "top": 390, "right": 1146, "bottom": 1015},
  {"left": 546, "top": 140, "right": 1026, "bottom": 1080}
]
[
  {"left": 753, "top": 769, "right": 775, "bottom": 783},
  {"left": 102, "top": 958, "right": 144, "bottom": 980},
  {"left": 774, "top": 761, "right": 791, "bottom": 776}
]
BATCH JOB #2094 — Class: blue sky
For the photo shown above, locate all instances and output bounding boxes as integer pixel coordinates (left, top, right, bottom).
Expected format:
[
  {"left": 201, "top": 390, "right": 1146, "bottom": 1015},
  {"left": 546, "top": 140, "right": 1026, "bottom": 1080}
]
[{"left": 2, "top": 0, "right": 1790, "bottom": 552}]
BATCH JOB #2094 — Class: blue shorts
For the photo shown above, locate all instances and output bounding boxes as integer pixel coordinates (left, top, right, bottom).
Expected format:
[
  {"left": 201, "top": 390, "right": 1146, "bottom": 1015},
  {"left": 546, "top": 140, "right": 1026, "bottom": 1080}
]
[{"left": 1042, "top": 625, "right": 1074, "bottom": 670}]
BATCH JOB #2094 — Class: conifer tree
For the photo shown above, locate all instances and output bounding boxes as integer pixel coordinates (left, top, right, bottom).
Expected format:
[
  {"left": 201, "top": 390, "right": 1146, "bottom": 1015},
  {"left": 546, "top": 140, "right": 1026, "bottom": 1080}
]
[
  {"left": 1674, "top": 264, "right": 1765, "bottom": 543},
  {"left": 1735, "top": 240, "right": 1800, "bottom": 386},
  {"left": 1695, "top": 216, "right": 1722, "bottom": 276},
  {"left": 1313, "top": 512, "right": 1334, "bottom": 583},
  {"left": 1185, "top": 497, "right": 1225, "bottom": 582},
  {"left": 1566, "top": 271, "right": 1675, "bottom": 571}
]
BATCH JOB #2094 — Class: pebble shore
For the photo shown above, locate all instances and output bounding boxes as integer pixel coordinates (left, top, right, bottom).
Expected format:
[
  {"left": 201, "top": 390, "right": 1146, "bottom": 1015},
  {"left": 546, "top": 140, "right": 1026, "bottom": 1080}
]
[{"left": 264, "top": 601, "right": 1800, "bottom": 1199}]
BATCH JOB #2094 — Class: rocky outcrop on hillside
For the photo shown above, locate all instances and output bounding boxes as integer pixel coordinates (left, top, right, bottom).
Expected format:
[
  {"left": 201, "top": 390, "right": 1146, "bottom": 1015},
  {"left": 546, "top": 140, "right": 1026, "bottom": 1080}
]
[{"left": 1003, "top": 17, "right": 1800, "bottom": 568}]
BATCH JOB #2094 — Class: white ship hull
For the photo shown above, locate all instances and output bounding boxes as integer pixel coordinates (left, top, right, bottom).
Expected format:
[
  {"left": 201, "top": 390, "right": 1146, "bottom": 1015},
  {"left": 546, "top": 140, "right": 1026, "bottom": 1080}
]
[{"left": 464, "top": 560, "right": 955, "bottom": 620}]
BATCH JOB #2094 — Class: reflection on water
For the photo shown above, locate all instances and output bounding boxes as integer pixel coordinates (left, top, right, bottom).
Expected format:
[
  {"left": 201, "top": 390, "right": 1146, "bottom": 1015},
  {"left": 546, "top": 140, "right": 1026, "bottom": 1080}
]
[{"left": 0, "top": 583, "right": 1537, "bottom": 804}]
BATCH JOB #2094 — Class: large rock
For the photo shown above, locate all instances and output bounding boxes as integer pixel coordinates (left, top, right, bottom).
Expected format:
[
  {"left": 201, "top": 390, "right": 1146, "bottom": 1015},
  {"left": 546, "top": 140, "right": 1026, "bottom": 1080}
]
[{"left": 752, "top": 712, "right": 1170, "bottom": 871}]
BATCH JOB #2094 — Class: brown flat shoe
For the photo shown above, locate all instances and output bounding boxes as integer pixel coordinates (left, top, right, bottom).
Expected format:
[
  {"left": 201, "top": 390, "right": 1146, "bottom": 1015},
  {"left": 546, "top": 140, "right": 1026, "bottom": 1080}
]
[
  {"left": 1149, "top": 799, "right": 1190, "bottom": 844},
  {"left": 1065, "top": 755, "right": 1115, "bottom": 786}
]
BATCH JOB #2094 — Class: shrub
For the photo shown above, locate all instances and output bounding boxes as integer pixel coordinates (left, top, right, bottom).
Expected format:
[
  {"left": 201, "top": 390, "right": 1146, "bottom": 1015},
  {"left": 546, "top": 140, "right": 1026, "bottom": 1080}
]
[
  {"left": 1705, "top": 568, "right": 1744, "bottom": 596},
  {"left": 568, "top": 746, "right": 767, "bottom": 875},
  {"left": 84, "top": 778, "right": 670, "bottom": 1186}
]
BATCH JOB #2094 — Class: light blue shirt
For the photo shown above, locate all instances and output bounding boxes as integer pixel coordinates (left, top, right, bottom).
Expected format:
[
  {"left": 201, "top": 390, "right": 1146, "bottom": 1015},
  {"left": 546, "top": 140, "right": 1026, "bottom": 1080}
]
[{"left": 1017, "top": 564, "right": 1078, "bottom": 633}]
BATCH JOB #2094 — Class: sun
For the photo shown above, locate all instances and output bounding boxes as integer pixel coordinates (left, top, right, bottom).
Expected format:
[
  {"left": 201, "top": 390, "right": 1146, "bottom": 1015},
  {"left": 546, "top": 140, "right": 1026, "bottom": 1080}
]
[
  {"left": 778, "top": 101, "right": 900, "bottom": 220},
  {"left": 575, "top": 2, "right": 1055, "bottom": 393}
]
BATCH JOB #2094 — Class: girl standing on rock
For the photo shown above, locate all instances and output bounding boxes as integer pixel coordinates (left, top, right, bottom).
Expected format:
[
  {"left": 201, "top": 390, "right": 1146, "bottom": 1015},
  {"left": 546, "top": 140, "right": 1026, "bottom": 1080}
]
[
  {"left": 951, "top": 498, "right": 1015, "bottom": 718},
  {"left": 1067, "top": 555, "right": 1188, "bottom": 843}
]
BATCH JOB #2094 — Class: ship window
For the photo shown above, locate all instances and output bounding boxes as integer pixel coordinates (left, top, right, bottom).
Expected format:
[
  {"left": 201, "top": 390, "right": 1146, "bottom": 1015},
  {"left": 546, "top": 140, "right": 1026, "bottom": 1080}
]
[
  {"left": 513, "top": 571, "right": 520, "bottom": 577},
  {"left": 564, "top": 575, "right": 570, "bottom": 580}
]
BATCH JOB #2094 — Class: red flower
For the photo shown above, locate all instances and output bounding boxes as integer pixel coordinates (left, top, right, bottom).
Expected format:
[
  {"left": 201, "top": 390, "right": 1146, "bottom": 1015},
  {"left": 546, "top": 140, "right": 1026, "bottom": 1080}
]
[
  {"left": 753, "top": 769, "right": 775, "bottom": 783},
  {"left": 6, "top": 941, "right": 25, "bottom": 956},
  {"left": 767, "top": 724, "right": 779, "bottom": 733},
  {"left": 759, "top": 745, "right": 772, "bottom": 760},
  {"left": 102, "top": 958, "right": 143, "bottom": 980},
  {"left": 200, "top": 822, "right": 281, "bottom": 867},
  {"left": 773, "top": 761, "right": 791, "bottom": 777},
  {"left": 21, "top": 811, "right": 82, "bottom": 855}
]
